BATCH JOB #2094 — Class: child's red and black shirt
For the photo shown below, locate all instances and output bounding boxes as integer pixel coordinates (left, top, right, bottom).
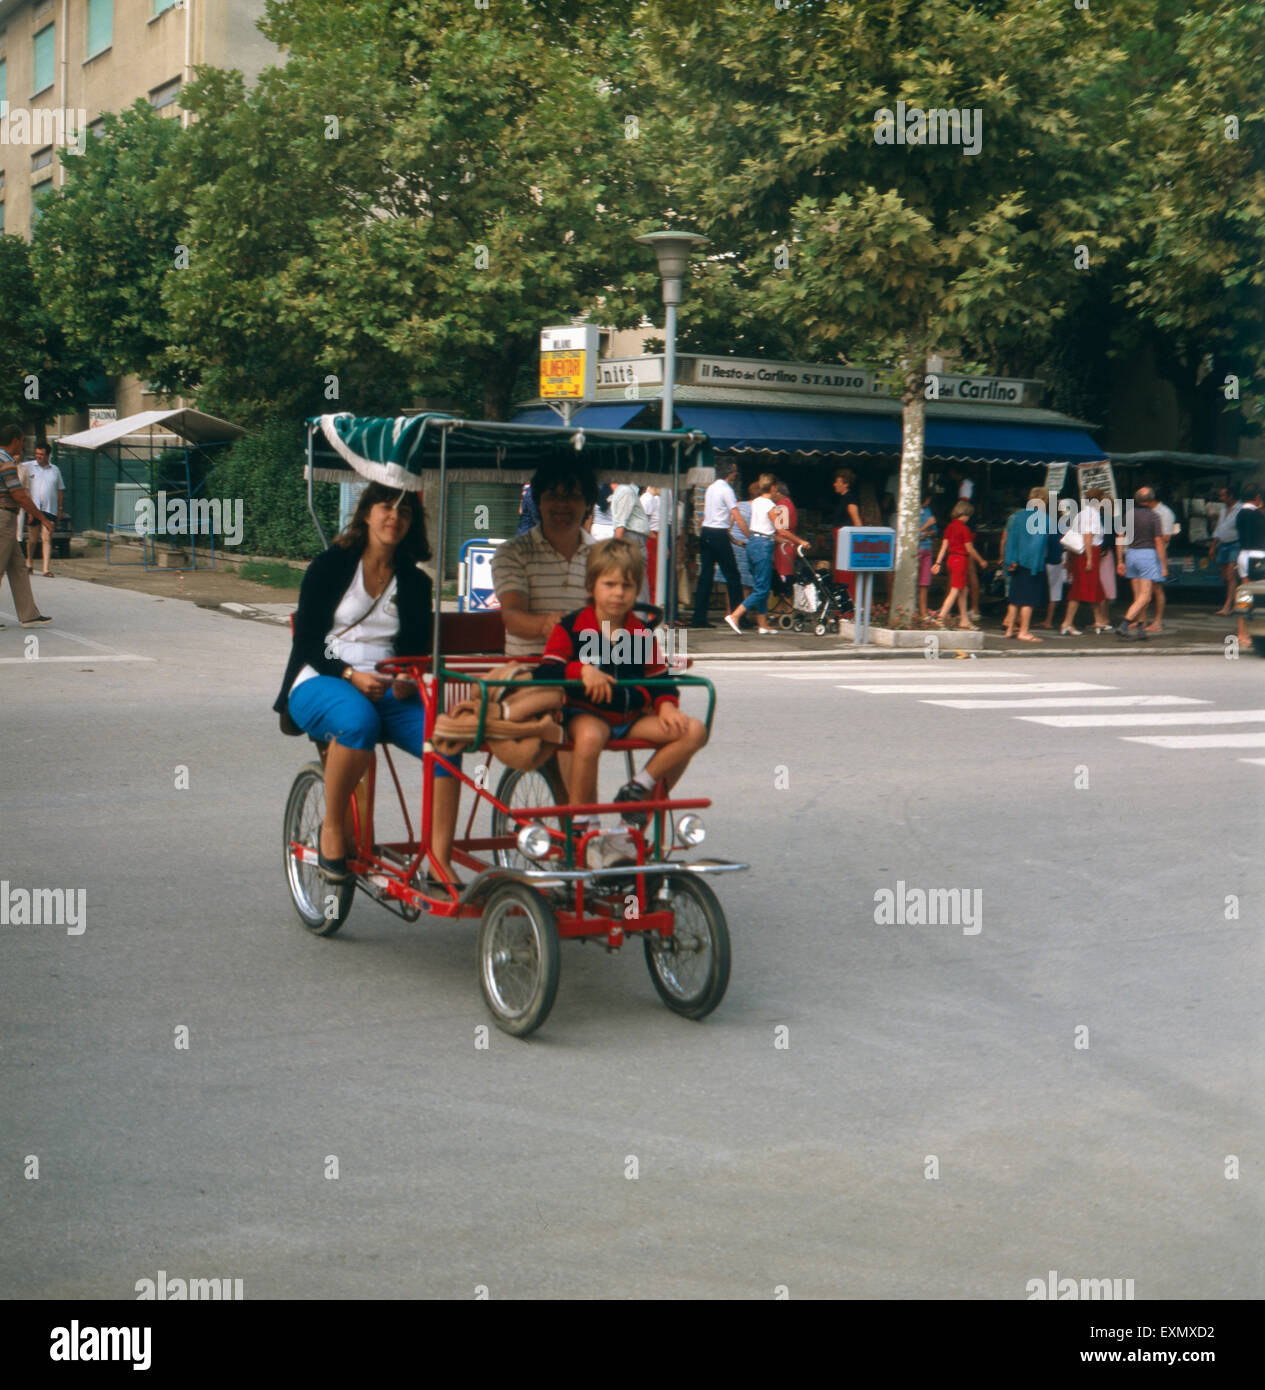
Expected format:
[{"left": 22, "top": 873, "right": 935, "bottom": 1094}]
[{"left": 533, "top": 605, "right": 679, "bottom": 726}]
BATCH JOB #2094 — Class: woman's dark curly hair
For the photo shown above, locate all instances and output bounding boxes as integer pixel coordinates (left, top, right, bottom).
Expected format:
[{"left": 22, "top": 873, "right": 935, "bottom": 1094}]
[{"left": 335, "top": 482, "right": 431, "bottom": 564}]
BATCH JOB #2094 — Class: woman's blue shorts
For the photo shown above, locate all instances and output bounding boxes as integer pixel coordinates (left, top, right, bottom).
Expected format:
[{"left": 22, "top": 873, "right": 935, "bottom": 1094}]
[{"left": 288, "top": 677, "right": 461, "bottom": 776}]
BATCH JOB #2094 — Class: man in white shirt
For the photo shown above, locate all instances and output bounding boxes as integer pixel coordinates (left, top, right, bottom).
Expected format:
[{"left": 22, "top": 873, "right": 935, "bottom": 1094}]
[
  {"left": 610, "top": 481, "right": 651, "bottom": 601},
  {"left": 1209, "top": 484, "right": 1242, "bottom": 616},
  {"left": 690, "top": 460, "right": 750, "bottom": 628},
  {"left": 25, "top": 445, "right": 64, "bottom": 578}
]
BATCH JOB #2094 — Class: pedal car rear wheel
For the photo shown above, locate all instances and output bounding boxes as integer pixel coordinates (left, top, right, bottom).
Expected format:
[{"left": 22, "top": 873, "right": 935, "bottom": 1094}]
[
  {"left": 478, "top": 882, "right": 561, "bottom": 1037},
  {"left": 284, "top": 762, "right": 354, "bottom": 935},
  {"left": 643, "top": 872, "right": 731, "bottom": 1020}
]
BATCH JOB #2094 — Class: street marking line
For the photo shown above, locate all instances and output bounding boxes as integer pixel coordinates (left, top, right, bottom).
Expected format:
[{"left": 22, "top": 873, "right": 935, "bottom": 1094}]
[
  {"left": 770, "top": 667, "right": 1031, "bottom": 680},
  {"left": 1123, "top": 732, "right": 1265, "bottom": 749},
  {"left": 0, "top": 654, "right": 155, "bottom": 664},
  {"left": 0, "top": 615, "right": 149, "bottom": 659},
  {"left": 926, "top": 695, "right": 1209, "bottom": 710},
  {"left": 1017, "top": 710, "right": 1265, "bottom": 728},
  {"left": 838, "top": 681, "right": 1114, "bottom": 695},
  {"left": 1239, "top": 758, "right": 1265, "bottom": 766}
]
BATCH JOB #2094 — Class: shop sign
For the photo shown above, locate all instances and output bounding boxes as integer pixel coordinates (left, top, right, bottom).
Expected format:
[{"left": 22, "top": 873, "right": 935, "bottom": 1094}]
[{"left": 539, "top": 325, "right": 599, "bottom": 399}]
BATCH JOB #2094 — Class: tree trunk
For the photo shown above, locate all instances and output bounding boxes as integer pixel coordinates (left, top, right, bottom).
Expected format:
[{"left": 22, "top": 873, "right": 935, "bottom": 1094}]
[{"left": 891, "top": 353, "right": 930, "bottom": 626}]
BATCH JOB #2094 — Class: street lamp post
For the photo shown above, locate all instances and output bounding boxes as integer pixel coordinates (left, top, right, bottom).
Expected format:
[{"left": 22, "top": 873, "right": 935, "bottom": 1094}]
[{"left": 635, "top": 230, "right": 708, "bottom": 626}]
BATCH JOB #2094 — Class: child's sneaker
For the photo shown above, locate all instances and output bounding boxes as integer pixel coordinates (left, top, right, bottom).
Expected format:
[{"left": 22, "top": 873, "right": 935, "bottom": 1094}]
[
  {"left": 613, "top": 781, "right": 653, "bottom": 827},
  {"left": 585, "top": 829, "right": 638, "bottom": 870}
]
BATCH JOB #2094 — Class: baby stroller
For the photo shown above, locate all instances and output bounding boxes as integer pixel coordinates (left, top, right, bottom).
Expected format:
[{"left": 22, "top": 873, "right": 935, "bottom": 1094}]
[{"left": 777, "top": 546, "right": 854, "bottom": 634}]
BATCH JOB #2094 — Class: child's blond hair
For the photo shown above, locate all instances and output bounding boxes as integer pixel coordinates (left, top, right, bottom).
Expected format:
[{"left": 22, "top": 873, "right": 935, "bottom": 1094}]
[
  {"left": 951, "top": 499, "right": 974, "bottom": 520},
  {"left": 585, "top": 536, "right": 644, "bottom": 594}
]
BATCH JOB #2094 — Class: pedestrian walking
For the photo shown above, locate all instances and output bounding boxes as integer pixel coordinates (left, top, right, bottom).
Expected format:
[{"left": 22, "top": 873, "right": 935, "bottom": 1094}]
[
  {"left": 640, "top": 485, "right": 661, "bottom": 603},
  {"left": 1061, "top": 487, "right": 1108, "bottom": 634},
  {"left": 1210, "top": 484, "right": 1242, "bottom": 616},
  {"left": 1145, "top": 493, "right": 1177, "bottom": 632},
  {"left": 1116, "top": 487, "right": 1167, "bottom": 640},
  {"left": 1235, "top": 481, "right": 1265, "bottom": 650},
  {"left": 931, "top": 500, "right": 990, "bottom": 631},
  {"left": 724, "top": 474, "right": 806, "bottom": 635},
  {"left": 691, "top": 460, "right": 749, "bottom": 628},
  {"left": 1000, "top": 488, "right": 1050, "bottom": 642},
  {"left": 0, "top": 423, "right": 53, "bottom": 629},
  {"left": 610, "top": 480, "right": 652, "bottom": 600},
  {"left": 515, "top": 479, "right": 541, "bottom": 536},
  {"left": 917, "top": 491, "right": 938, "bottom": 623},
  {"left": 25, "top": 444, "right": 64, "bottom": 578}
]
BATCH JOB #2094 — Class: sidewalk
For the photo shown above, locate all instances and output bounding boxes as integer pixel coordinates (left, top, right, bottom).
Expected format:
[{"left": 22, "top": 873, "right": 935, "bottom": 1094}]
[{"left": 48, "top": 544, "right": 1236, "bottom": 658}]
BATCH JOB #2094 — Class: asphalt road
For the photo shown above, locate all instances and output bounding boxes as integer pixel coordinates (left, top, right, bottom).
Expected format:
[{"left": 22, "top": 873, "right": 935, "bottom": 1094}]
[{"left": 2, "top": 579, "right": 1262, "bottom": 1299}]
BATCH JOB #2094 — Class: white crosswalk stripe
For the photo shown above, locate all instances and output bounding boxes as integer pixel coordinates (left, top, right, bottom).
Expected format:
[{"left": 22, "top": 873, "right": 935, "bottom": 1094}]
[
  {"left": 771, "top": 667, "right": 1027, "bottom": 680},
  {"left": 1123, "top": 733, "right": 1265, "bottom": 749},
  {"left": 837, "top": 681, "right": 1113, "bottom": 695},
  {"left": 1017, "top": 710, "right": 1265, "bottom": 728},
  {"left": 928, "top": 695, "right": 1208, "bottom": 709},
  {"left": 753, "top": 659, "right": 1264, "bottom": 769}
]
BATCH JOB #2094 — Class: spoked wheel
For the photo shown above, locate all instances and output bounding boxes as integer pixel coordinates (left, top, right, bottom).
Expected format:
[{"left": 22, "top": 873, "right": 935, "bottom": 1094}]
[
  {"left": 644, "top": 872, "right": 731, "bottom": 1020},
  {"left": 478, "top": 882, "right": 561, "bottom": 1037},
  {"left": 284, "top": 761, "right": 354, "bottom": 936},
  {"left": 814, "top": 622, "right": 828, "bottom": 636},
  {"left": 491, "top": 762, "right": 565, "bottom": 868}
]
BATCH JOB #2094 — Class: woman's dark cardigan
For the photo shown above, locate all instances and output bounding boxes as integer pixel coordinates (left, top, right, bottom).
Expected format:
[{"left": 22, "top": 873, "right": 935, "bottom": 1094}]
[{"left": 272, "top": 544, "right": 434, "bottom": 716}]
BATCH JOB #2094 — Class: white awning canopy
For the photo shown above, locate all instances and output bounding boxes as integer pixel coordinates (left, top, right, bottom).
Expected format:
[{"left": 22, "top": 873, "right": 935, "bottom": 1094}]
[{"left": 56, "top": 409, "right": 245, "bottom": 452}]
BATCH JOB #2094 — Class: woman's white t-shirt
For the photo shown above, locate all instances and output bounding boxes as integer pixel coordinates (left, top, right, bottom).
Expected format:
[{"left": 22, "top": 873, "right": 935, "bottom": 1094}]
[
  {"left": 749, "top": 496, "right": 777, "bottom": 536},
  {"left": 290, "top": 561, "right": 399, "bottom": 691}
]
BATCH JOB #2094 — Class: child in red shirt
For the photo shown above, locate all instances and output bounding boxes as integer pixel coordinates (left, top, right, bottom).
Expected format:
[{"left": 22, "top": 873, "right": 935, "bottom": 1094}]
[
  {"left": 529, "top": 537, "right": 707, "bottom": 827},
  {"left": 931, "top": 500, "right": 990, "bottom": 629}
]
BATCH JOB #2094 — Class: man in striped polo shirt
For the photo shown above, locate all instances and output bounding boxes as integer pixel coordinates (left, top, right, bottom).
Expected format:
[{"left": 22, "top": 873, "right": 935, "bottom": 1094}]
[
  {"left": 0, "top": 423, "right": 53, "bottom": 629},
  {"left": 492, "top": 459, "right": 597, "bottom": 658}
]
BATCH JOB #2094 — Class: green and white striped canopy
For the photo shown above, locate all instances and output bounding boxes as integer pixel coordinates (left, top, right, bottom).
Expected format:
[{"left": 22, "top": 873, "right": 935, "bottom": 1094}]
[{"left": 307, "top": 412, "right": 714, "bottom": 490}]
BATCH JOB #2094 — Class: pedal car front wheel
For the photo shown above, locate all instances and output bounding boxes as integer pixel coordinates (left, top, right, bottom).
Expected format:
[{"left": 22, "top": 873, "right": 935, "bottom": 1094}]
[
  {"left": 284, "top": 762, "right": 354, "bottom": 936},
  {"left": 478, "top": 882, "right": 561, "bottom": 1037},
  {"left": 643, "top": 872, "right": 731, "bottom": 1020}
]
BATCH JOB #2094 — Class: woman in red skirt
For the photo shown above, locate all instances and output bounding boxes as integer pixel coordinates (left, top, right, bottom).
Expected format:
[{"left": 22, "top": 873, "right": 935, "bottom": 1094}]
[{"left": 1061, "top": 487, "right": 1110, "bottom": 634}]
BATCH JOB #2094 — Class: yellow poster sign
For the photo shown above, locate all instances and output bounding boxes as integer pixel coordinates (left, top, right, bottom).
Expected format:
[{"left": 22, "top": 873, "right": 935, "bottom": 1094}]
[{"left": 540, "top": 350, "right": 589, "bottom": 399}]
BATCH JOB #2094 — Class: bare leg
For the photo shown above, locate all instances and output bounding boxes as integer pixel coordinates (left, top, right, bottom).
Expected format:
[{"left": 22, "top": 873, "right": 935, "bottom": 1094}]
[
  {"left": 322, "top": 741, "right": 374, "bottom": 860},
  {"left": 429, "top": 776, "right": 460, "bottom": 882},
  {"left": 1126, "top": 578, "right": 1152, "bottom": 625},
  {"left": 566, "top": 714, "right": 611, "bottom": 809},
  {"left": 627, "top": 715, "right": 708, "bottom": 790},
  {"left": 1017, "top": 605, "right": 1041, "bottom": 640}
]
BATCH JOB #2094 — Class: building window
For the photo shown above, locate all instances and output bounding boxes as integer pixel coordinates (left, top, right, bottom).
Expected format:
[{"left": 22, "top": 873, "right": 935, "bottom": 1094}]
[
  {"left": 150, "top": 77, "right": 181, "bottom": 111},
  {"left": 31, "top": 177, "right": 52, "bottom": 229},
  {"left": 88, "top": 117, "right": 106, "bottom": 140},
  {"left": 32, "top": 24, "right": 55, "bottom": 95},
  {"left": 152, "top": 0, "right": 179, "bottom": 15},
  {"left": 31, "top": 145, "right": 53, "bottom": 172},
  {"left": 87, "top": 0, "right": 112, "bottom": 59}
]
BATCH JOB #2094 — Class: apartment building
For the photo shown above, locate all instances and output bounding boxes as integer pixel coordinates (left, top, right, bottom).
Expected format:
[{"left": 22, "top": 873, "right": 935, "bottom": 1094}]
[{"left": 0, "top": 0, "right": 274, "bottom": 417}]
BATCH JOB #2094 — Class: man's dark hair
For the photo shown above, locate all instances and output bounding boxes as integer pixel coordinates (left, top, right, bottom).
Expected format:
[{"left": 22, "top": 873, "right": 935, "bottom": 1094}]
[
  {"left": 529, "top": 457, "right": 598, "bottom": 512},
  {"left": 34, "top": 443, "right": 49, "bottom": 456},
  {"left": 1222, "top": 481, "right": 1239, "bottom": 500},
  {"left": 0, "top": 423, "right": 23, "bottom": 447}
]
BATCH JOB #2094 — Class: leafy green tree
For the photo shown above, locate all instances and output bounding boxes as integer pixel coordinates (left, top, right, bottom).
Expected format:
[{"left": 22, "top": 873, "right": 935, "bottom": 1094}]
[
  {"left": 0, "top": 235, "right": 98, "bottom": 438},
  {"left": 641, "top": 0, "right": 1156, "bottom": 621},
  {"left": 29, "top": 103, "right": 187, "bottom": 395}
]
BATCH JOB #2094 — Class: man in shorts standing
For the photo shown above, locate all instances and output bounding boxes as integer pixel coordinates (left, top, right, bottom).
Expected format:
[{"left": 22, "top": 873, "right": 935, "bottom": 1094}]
[{"left": 1116, "top": 488, "right": 1167, "bottom": 640}]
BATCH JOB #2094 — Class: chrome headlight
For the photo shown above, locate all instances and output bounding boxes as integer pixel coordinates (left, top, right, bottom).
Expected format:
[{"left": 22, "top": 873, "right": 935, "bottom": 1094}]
[
  {"left": 677, "top": 814, "right": 706, "bottom": 846},
  {"left": 516, "top": 824, "right": 552, "bottom": 860}
]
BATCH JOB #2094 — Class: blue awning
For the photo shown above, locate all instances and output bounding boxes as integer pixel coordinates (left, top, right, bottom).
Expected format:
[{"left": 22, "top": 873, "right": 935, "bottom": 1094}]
[
  {"left": 673, "top": 404, "right": 1104, "bottom": 465},
  {"left": 512, "top": 403, "right": 650, "bottom": 430}
]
